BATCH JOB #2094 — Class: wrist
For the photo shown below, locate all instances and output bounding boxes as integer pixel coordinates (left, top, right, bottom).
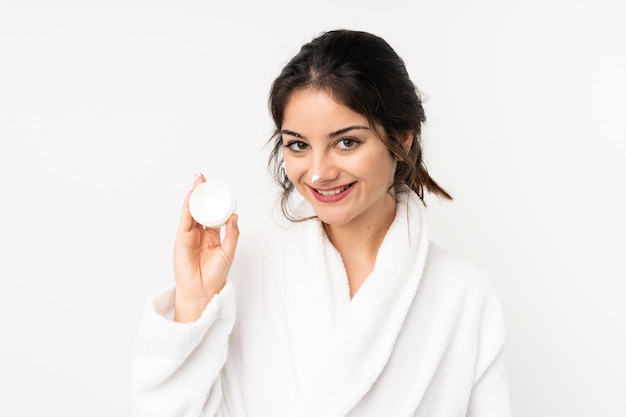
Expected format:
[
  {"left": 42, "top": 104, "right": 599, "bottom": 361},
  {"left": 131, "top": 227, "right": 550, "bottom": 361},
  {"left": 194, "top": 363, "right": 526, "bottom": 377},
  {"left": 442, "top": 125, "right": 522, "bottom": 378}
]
[{"left": 173, "top": 293, "right": 216, "bottom": 323}]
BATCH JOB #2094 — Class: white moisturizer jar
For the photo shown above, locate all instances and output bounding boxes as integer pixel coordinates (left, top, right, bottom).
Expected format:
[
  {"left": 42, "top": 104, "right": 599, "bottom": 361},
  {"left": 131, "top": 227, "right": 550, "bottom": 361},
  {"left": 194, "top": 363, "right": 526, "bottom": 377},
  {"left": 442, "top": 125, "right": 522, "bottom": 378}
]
[{"left": 189, "top": 180, "right": 236, "bottom": 228}]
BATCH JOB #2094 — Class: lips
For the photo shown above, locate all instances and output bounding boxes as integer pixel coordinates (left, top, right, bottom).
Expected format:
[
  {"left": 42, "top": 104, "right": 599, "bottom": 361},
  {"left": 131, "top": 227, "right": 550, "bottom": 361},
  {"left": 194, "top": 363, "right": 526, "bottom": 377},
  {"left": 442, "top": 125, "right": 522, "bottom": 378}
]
[
  {"left": 315, "top": 184, "right": 352, "bottom": 196},
  {"left": 310, "top": 182, "right": 355, "bottom": 202}
]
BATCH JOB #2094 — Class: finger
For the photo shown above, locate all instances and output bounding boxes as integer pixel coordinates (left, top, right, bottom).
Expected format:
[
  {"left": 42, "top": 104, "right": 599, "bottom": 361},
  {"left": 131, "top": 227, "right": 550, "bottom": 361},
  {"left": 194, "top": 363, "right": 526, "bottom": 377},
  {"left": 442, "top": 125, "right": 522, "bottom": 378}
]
[
  {"left": 221, "top": 213, "right": 240, "bottom": 260},
  {"left": 178, "top": 173, "right": 206, "bottom": 233},
  {"left": 192, "top": 172, "right": 206, "bottom": 189}
]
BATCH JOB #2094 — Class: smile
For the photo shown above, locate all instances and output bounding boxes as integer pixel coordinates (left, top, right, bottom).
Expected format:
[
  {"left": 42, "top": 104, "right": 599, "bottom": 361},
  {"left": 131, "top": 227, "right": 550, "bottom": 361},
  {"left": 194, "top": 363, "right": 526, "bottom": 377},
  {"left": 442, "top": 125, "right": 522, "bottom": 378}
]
[
  {"left": 309, "top": 182, "right": 355, "bottom": 203},
  {"left": 315, "top": 184, "right": 352, "bottom": 196}
]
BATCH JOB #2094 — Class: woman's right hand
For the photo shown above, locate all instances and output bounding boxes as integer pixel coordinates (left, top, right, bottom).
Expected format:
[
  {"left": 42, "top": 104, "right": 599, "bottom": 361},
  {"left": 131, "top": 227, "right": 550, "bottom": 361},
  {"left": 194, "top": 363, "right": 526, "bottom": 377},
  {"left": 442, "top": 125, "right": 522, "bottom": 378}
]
[{"left": 172, "top": 173, "right": 240, "bottom": 323}]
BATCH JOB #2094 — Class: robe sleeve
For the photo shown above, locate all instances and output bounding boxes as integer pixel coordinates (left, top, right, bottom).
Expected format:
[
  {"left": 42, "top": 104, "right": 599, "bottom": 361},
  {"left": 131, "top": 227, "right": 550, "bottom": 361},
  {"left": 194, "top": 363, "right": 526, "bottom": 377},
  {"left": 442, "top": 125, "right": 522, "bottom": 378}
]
[
  {"left": 130, "top": 282, "right": 236, "bottom": 417},
  {"left": 466, "top": 284, "right": 513, "bottom": 417}
]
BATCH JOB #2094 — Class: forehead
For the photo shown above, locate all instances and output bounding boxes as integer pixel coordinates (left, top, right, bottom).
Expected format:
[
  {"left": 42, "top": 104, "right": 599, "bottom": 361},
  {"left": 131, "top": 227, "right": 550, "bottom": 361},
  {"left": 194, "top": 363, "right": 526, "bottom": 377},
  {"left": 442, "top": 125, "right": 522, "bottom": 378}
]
[{"left": 282, "top": 89, "right": 370, "bottom": 131}]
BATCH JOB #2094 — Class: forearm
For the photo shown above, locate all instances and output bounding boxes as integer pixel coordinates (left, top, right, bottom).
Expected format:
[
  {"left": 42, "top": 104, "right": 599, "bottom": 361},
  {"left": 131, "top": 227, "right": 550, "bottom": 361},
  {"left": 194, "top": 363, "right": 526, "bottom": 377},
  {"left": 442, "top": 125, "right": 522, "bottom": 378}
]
[
  {"left": 174, "top": 291, "right": 219, "bottom": 323},
  {"left": 131, "top": 284, "right": 236, "bottom": 417}
]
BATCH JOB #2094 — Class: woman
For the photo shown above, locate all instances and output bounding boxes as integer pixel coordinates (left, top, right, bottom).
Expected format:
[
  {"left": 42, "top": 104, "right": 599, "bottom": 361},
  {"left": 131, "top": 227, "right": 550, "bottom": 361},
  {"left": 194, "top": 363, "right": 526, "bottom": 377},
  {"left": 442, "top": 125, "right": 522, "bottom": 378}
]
[{"left": 131, "top": 30, "right": 511, "bottom": 416}]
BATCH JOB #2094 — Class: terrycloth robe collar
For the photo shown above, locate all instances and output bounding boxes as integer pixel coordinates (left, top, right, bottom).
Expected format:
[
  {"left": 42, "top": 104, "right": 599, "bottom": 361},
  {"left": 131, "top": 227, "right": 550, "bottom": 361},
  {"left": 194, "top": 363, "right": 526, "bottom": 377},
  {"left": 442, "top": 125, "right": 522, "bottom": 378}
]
[{"left": 280, "top": 188, "right": 429, "bottom": 417}]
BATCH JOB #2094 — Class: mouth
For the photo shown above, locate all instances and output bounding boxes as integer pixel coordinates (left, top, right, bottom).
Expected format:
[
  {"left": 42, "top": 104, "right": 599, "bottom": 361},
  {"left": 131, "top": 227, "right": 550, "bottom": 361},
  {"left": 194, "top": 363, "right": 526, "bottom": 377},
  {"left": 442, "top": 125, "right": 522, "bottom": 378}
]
[
  {"left": 313, "top": 183, "right": 354, "bottom": 196},
  {"left": 309, "top": 182, "right": 356, "bottom": 202}
]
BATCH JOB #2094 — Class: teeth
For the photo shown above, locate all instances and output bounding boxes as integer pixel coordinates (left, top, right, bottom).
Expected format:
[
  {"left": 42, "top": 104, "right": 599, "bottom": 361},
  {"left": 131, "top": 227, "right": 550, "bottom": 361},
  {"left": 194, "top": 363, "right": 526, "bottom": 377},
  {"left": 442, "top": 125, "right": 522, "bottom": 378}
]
[{"left": 316, "top": 184, "right": 351, "bottom": 196}]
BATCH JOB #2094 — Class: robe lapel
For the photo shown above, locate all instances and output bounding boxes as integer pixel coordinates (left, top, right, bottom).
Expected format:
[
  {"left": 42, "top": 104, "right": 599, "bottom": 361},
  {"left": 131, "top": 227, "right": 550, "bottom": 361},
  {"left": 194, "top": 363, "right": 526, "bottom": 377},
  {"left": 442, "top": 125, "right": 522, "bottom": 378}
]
[{"left": 293, "top": 190, "right": 430, "bottom": 417}]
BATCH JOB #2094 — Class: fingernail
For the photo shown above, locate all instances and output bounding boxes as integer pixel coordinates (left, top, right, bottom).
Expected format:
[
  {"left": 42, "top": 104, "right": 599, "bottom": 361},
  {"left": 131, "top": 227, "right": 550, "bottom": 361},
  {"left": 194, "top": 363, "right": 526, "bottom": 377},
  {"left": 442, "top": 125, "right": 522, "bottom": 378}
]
[{"left": 193, "top": 172, "right": 204, "bottom": 180}]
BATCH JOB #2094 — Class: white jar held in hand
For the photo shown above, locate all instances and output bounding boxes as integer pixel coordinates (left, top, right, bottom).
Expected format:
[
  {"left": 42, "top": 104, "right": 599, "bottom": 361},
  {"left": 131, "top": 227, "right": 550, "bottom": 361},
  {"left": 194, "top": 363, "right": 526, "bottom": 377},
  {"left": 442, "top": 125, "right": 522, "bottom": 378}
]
[{"left": 189, "top": 180, "right": 237, "bottom": 228}]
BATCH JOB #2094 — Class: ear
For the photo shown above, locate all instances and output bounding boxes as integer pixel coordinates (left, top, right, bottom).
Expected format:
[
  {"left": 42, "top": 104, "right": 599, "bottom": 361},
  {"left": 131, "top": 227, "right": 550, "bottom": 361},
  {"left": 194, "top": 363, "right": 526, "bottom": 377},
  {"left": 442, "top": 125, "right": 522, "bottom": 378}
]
[{"left": 400, "top": 131, "right": 414, "bottom": 153}]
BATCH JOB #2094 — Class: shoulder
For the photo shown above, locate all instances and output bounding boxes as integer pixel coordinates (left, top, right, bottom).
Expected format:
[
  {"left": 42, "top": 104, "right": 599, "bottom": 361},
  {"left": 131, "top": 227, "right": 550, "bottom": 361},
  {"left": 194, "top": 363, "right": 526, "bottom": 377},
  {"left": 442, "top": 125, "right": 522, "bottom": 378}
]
[
  {"left": 425, "top": 243, "right": 489, "bottom": 283},
  {"left": 422, "top": 242, "right": 500, "bottom": 305},
  {"left": 420, "top": 243, "right": 507, "bottom": 342}
]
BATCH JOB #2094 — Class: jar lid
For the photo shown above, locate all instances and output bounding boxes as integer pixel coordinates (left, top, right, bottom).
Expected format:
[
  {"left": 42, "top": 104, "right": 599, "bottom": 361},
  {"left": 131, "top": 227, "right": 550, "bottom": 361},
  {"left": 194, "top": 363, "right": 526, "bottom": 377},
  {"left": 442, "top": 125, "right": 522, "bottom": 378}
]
[{"left": 189, "top": 180, "right": 236, "bottom": 228}]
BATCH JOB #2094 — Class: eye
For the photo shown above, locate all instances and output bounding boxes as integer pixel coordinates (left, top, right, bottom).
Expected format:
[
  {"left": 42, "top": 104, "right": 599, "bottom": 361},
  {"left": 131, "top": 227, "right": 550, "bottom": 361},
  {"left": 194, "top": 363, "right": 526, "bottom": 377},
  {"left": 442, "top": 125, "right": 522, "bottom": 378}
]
[
  {"left": 285, "top": 140, "right": 310, "bottom": 152},
  {"left": 336, "top": 137, "right": 361, "bottom": 150}
]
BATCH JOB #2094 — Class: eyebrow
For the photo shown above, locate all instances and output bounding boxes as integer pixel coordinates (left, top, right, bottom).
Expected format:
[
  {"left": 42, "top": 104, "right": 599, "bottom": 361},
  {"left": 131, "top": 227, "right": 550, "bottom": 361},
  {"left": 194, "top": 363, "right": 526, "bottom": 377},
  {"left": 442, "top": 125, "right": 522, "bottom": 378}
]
[{"left": 279, "top": 125, "right": 370, "bottom": 140}]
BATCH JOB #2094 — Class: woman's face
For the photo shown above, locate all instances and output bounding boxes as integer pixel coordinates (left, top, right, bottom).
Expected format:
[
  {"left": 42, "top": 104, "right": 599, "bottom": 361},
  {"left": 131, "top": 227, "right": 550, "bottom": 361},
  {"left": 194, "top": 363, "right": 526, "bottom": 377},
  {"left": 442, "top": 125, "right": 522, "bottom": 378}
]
[{"left": 281, "top": 89, "right": 400, "bottom": 228}]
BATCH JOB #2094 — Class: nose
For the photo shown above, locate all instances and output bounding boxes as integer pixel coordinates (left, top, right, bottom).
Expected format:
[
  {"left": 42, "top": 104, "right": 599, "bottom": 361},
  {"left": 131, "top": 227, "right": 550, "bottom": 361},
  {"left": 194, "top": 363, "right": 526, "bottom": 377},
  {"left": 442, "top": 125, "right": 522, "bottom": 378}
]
[{"left": 310, "top": 149, "right": 338, "bottom": 184}]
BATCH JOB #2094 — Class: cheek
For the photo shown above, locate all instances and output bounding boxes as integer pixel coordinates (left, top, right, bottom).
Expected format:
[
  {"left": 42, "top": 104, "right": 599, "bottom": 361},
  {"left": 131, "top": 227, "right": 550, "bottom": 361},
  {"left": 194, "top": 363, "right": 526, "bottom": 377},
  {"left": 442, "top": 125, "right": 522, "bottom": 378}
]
[
  {"left": 365, "top": 154, "right": 397, "bottom": 183},
  {"left": 283, "top": 157, "right": 306, "bottom": 183}
]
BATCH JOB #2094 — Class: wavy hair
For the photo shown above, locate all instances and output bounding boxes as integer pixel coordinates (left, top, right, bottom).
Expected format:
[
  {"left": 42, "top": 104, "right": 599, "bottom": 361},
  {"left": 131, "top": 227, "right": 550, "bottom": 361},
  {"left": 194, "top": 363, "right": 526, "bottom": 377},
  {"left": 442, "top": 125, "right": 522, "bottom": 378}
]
[{"left": 268, "top": 29, "right": 451, "bottom": 220}]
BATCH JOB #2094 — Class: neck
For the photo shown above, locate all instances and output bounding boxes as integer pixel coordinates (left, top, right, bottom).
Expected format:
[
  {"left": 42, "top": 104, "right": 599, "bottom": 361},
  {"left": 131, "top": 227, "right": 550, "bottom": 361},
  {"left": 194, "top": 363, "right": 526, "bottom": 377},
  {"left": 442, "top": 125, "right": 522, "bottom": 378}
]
[
  {"left": 323, "top": 211, "right": 394, "bottom": 259},
  {"left": 323, "top": 194, "right": 397, "bottom": 296}
]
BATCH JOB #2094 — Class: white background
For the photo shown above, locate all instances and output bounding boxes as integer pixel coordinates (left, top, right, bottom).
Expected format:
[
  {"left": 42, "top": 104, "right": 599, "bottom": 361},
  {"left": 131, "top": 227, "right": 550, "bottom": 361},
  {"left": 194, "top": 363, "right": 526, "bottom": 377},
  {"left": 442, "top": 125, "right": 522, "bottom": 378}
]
[{"left": 1, "top": 1, "right": 624, "bottom": 416}]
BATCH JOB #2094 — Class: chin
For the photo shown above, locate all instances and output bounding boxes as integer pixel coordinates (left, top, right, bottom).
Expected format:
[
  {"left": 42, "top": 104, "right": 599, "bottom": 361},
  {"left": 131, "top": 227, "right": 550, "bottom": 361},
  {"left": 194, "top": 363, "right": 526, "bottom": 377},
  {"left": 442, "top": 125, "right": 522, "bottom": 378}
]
[{"left": 314, "top": 211, "right": 354, "bottom": 226}]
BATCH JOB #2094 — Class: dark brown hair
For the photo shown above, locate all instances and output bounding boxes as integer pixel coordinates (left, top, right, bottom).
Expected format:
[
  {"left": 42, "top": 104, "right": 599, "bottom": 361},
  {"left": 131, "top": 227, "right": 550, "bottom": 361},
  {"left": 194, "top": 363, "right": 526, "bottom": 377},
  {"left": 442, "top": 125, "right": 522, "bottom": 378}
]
[{"left": 268, "top": 29, "right": 451, "bottom": 220}]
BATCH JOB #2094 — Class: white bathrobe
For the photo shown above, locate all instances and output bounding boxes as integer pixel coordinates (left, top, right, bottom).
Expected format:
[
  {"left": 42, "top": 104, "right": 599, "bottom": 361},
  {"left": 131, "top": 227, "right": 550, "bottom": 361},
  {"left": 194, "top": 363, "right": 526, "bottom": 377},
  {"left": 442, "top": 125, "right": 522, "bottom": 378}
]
[{"left": 131, "top": 190, "right": 511, "bottom": 417}]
